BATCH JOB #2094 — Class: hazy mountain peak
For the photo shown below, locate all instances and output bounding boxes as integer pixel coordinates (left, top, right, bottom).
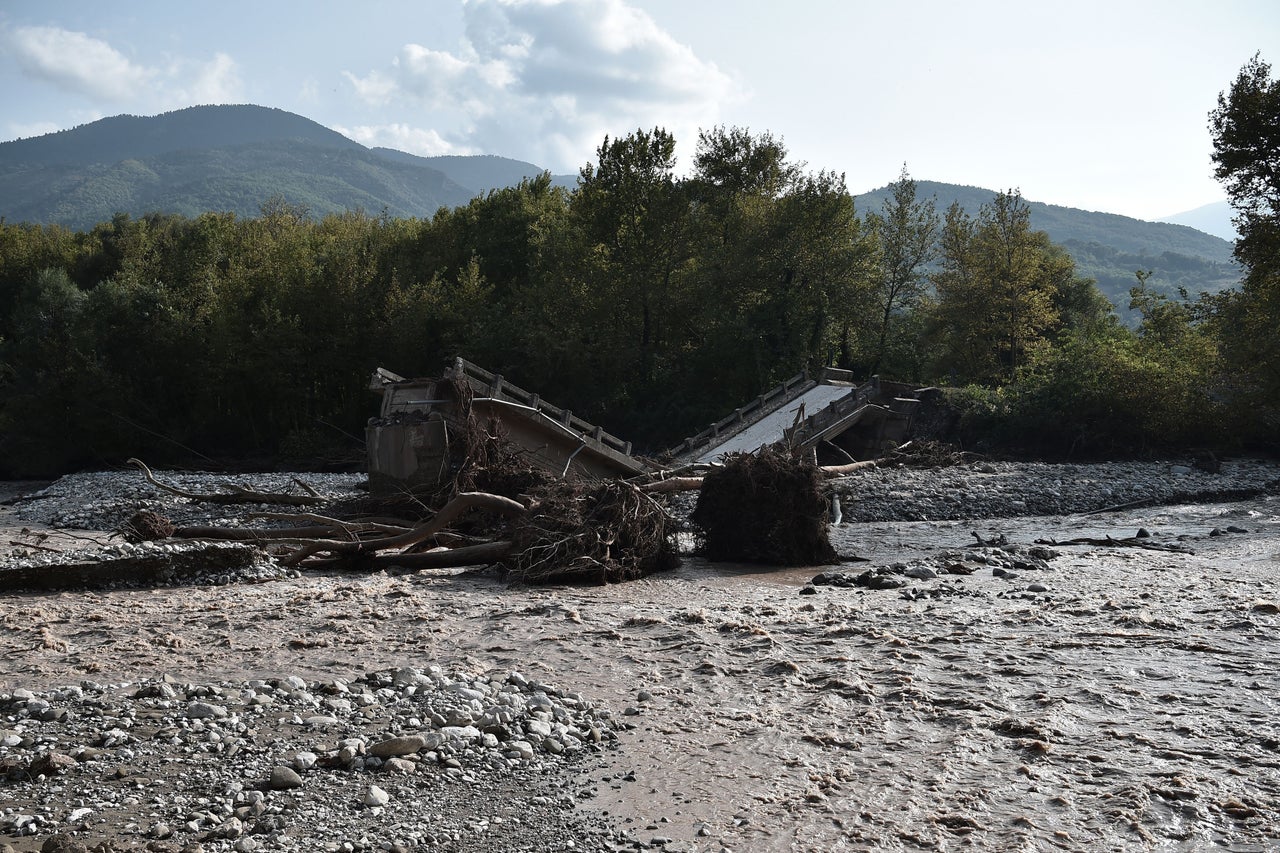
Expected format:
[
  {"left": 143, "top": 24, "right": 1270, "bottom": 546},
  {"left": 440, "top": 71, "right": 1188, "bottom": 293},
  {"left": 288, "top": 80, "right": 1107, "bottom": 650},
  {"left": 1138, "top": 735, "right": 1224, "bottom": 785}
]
[{"left": 1157, "top": 200, "right": 1238, "bottom": 242}]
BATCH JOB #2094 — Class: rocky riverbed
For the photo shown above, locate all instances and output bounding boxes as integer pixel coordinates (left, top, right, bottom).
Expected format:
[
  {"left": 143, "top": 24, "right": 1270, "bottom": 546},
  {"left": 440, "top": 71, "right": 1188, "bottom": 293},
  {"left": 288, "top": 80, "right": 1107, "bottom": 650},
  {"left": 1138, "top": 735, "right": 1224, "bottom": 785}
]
[{"left": 2, "top": 459, "right": 1280, "bottom": 852}]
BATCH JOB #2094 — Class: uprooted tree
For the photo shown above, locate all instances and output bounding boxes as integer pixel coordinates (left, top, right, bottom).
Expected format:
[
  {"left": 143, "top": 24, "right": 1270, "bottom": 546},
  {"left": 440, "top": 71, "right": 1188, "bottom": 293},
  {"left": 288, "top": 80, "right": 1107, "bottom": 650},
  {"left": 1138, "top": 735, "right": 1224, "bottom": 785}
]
[{"left": 691, "top": 446, "right": 838, "bottom": 565}]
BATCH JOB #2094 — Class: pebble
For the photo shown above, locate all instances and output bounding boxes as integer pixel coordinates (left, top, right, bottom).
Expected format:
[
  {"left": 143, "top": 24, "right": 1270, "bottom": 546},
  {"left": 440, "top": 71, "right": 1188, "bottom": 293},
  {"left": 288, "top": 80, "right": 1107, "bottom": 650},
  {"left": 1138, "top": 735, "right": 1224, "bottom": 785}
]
[
  {"left": 269, "top": 765, "right": 304, "bottom": 790},
  {"left": 364, "top": 785, "right": 391, "bottom": 807}
]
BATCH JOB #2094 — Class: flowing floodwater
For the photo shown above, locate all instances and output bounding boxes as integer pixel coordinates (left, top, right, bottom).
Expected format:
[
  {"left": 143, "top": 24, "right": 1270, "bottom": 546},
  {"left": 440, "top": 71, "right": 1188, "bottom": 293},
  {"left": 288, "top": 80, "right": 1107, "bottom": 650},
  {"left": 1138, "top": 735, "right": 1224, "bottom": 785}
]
[
  {"left": 457, "top": 499, "right": 1280, "bottom": 851},
  {"left": 3, "top": 489, "right": 1279, "bottom": 851}
]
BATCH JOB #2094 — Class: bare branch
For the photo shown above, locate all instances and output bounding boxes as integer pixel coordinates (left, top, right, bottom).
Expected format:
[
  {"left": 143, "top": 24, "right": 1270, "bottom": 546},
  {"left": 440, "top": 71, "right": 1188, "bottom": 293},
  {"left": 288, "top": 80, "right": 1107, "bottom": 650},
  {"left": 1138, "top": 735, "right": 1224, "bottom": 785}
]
[
  {"left": 280, "top": 491, "right": 526, "bottom": 566},
  {"left": 126, "top": 458, "right": 326, "bottom": 506},
  {"left": 821, "top": 459, "right": 879, "bottom": 477},
  {"left": 638, "top": 476, "right": 704, "bottom": 493}
]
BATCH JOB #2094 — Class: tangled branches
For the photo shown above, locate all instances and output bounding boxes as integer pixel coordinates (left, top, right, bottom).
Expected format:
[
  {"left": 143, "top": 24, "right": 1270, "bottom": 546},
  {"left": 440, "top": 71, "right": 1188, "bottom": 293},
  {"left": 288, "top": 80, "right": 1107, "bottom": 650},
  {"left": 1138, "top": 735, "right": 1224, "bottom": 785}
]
[{"left": 501, "top": 481, "right": 679, "bottom": 585}]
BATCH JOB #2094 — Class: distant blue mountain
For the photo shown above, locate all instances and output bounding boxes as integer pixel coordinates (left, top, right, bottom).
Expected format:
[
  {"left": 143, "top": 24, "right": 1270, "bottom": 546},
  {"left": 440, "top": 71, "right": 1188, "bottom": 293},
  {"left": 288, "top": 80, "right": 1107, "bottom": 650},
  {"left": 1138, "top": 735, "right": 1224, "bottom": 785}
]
[{"left": 1158, "top": 200, "right": 1238, "bottom": 242}]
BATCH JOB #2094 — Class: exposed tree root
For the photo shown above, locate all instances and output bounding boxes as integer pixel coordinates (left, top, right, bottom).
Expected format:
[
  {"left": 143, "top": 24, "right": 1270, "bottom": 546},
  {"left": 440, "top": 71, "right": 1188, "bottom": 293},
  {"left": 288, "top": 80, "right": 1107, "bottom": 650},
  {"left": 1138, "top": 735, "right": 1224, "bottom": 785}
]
[
  {"left": 501, "top": 481, "right": 679, "bottom": 584},
  {"left": 691, "top": 447, "right": 837, "bottom": 566}
]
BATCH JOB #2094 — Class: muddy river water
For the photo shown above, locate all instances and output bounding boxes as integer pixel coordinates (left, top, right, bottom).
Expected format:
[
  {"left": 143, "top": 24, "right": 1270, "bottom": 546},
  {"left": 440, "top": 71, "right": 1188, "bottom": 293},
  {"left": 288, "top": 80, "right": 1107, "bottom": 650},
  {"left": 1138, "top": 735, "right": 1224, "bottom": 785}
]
[
  {"left": 2, "top": 485, "right": 1279, "bottom": 851},
  {"left": 468, "top": 499, "right": 1280, "bottom": 851}
]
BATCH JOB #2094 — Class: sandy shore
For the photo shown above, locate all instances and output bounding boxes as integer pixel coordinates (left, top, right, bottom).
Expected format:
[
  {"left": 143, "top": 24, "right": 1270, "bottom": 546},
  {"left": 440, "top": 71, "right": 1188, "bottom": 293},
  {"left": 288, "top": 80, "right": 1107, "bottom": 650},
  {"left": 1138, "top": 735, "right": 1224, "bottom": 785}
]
[{"left": 2, "top": 470, "right": 1280, "bottom": 851}]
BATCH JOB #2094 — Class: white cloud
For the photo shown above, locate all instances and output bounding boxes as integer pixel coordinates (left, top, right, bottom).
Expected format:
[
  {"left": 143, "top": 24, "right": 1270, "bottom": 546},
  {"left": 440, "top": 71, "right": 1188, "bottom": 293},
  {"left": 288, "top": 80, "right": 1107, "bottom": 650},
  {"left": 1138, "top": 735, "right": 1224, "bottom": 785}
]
[
  {"left": 334, "top": 122, "right": 477, "bottom": 158},
  {"left": 5, "top": 24, "right": 245, "bottom": 113},
  {"left": 7, "top": 25, "right": 154, "bottom": 101},
  {"left": 183, "top": 52, "right": 244, "bottom": 105},
  {"left": 343, "top": 69, "right": 399, "bottom": 107},
  {"left": 343, "top": 0, "right": 738, "bottom": 170}
]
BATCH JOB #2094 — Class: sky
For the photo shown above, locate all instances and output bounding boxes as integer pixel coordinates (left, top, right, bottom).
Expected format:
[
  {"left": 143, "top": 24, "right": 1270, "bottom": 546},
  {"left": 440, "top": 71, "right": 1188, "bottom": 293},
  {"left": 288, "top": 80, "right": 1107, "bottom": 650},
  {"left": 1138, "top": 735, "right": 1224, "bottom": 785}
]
[{"left": 1, "top": 0, "right": 1276, "bottom": 222}]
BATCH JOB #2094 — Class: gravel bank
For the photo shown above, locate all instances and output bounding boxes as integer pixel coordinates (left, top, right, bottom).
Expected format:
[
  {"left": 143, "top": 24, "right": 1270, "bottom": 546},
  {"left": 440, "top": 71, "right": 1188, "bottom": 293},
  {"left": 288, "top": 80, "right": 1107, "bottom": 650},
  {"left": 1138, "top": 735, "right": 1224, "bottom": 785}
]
[
  {"left": 1, "top": 668, "right": 623, "bottom": 853},
  {"left": 831, "top": 457, "right": 1280, "bottom": 521}
]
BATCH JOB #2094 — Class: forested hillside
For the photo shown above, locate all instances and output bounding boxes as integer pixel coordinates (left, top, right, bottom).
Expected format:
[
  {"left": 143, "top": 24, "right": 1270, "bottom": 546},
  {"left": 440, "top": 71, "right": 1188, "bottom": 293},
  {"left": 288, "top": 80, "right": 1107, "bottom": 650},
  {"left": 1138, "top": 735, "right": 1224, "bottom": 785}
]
[
  {"left": 0, "top": 106, "right": 485, "bottom": 229},
  {"left": 0, "top": 104, "right": 365, "bottom": 166},
  {"left": 0, "top": 140, "right": 483, "bottom": 230},
  {"left": 1, "top": 121, "right": 1272, "bottom": 478},
  {"left": 855, "top": 181, "right": 1240, "bottom": 316}
]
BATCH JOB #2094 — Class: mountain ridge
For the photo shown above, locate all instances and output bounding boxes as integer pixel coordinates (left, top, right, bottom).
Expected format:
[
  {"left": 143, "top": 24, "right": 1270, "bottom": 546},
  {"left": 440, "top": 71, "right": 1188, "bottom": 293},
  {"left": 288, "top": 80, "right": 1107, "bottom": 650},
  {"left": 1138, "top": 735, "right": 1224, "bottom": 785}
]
[{"left": 853, "top": 180, "right": 1239, "bottom": 312}]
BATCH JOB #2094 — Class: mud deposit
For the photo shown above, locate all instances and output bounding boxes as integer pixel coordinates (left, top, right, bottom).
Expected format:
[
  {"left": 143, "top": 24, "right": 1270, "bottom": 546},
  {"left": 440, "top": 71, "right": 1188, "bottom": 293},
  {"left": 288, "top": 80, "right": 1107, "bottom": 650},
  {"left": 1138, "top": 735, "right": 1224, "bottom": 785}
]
[{"left": 2, "top": 466, "right": 1279, "bottom": 852}]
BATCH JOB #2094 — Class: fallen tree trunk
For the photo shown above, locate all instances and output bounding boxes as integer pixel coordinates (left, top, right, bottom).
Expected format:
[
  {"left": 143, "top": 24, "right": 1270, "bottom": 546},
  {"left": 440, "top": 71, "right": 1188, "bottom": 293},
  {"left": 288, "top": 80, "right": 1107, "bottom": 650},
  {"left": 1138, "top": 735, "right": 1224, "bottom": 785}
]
[
  {"left": 1035, "top": 535, "right": 1195, "bottom": 554},
  {"left": 637, "top": 476, "right": 704, "bottom": 494},
  {"left": 635, "top": 460, "right": 879, "bottom": 489},
  {"left": 171, "top": 524, "right": 343, "bottom": 542},
  {"left": 362, "top": 541, "right": 512, "bottom": 571}
]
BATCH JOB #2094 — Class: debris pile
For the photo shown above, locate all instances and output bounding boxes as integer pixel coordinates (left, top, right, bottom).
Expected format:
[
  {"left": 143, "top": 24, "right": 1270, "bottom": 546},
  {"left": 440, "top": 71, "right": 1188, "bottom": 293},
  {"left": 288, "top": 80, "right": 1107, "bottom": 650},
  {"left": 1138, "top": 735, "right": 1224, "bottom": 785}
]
[
  {"left": 691, "top": 447, "right": 837, "bottom": 565},
  {"left": 502, "top": 481, "right": 679, "bottom": 585}
]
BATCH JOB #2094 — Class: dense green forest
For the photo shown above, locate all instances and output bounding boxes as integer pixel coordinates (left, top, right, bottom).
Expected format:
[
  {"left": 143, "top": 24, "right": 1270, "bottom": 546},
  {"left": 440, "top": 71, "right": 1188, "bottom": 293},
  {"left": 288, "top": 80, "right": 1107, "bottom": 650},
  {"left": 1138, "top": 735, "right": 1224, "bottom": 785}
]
[{"left": 1, "top": 60, "right": 1277, "bottom": 476}]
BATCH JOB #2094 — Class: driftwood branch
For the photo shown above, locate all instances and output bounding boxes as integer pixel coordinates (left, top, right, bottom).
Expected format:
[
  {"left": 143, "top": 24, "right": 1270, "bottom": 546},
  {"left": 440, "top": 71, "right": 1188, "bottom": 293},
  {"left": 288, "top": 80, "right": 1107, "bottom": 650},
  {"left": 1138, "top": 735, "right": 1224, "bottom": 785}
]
[
  {"left": 820, "top": 459, "right": 879, "bottom": 477},
  {"left": 638, "top": 476, "right": 704, "bottom": 494},
  {"left": 630, "top": 458, "right": 879, "bottom": 491},
  {"left": 365, "top": 541, "right": 512, "bottom": 570},
  {"left": 127, "top": 458, "right": 326, "bottom": 506},
  {"left": 1034, "top": 536, "right": 1195, "bottom": 554},
  {"left": 249, "top": 512, "right": 410, "bottom": 536},
  {"left": 171, "top": 525, "right": 342, "bottom": 542},
  {"left": 9, "top": 540, "right": 61, "bottom": 554},
  {"left": 281, "top": 491, "right": 526, "bottom": 567}
]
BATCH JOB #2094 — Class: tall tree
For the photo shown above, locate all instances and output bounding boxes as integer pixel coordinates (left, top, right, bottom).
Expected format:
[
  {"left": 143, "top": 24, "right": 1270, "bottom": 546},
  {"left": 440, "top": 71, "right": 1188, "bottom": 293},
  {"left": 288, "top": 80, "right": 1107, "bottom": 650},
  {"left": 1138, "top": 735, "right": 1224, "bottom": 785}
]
[
  {"left": 929, "top": 191, "right": 1061, "bottom": 383},
  {"left": 1210, "top": 53, "right": 1280, "bottom": 274},
  {"left": 566, "top": 128, "right": 694, "bottom": 430},
  {"left": 863, "top": 166, "right": 938, "bottom": 375},
  {"left": 1208, "top": 53, "right": 1280, "bottom": 436},
  {"left": 689, "top": 128, "right": 875, "bottom": 389}
]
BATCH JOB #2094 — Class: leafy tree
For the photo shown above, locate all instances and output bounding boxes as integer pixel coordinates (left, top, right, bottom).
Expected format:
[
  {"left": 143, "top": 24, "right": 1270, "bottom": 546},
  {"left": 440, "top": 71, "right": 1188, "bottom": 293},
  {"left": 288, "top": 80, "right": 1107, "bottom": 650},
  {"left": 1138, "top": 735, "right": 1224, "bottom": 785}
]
[
  {"left": 1208, "top": 53, "right": 1280, "bottom": 439},
  {"left": 567, "top": 128, "right": 694, "bottom": 430},
  {"left": 1210, "top": 54, "right": 1280, "bottom": 270},
  {"left": 684, "top": 127, "right": 796, "bottom": 404},
  {"left": 767, "top": 169, "right": 876, "bottom": 377},
  {"left": 0, "top": 269, "right": 96, "bottom": 472},
  {"left": 692, "top": 126, "right": 798, "bottom": 200},
  {"left": 928, "top": 191, "right": 1061, "bottom": 383},
  {"left": 688, "top": 127, "right": 875, "bottom": 389},
  {"left": 862, "top": 166, "right": 938, "bottom": 376}
]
